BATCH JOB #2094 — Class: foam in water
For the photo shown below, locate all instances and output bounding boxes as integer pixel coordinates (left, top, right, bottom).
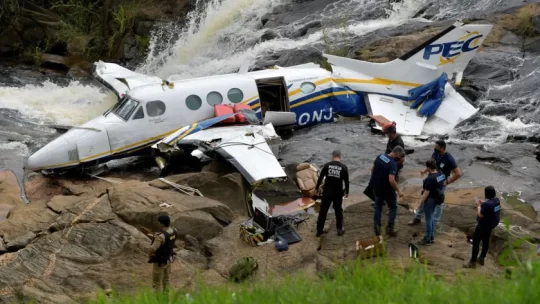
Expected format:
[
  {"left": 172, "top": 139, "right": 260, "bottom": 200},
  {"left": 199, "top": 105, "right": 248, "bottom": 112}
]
[
  {"left": 0, "top": 142, "right": 30, "bottom": 157},
  {"left": 139, "top": 0, "right": 428, "bottom": 80},
  {"left": 0, "top": 80, "right": 117, "bottom": 126}
]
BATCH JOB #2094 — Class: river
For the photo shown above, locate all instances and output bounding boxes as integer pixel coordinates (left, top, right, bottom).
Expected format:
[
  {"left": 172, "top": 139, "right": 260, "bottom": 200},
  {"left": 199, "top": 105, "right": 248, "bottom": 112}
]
[{"left": 0, "top": 0, "right": 539, "bottom": 210}]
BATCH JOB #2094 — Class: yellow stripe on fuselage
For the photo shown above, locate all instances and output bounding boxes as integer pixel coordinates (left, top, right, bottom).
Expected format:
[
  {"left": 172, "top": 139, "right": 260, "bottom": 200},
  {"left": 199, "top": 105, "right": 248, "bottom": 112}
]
[
  {"left": 290, "top": 90, "right": 355, "bottom": 109},
  {"left": 241, "top": 95, "right": 258, "bottom": 105},
  {"left": 169, "top": 123, "right": 199, "bottom": 145},
  {"left": 288, "top": 77, "right": 333, "bottom": 97},
  {"left": 333, "top": 78, "right": 420, "bottom": 87}
]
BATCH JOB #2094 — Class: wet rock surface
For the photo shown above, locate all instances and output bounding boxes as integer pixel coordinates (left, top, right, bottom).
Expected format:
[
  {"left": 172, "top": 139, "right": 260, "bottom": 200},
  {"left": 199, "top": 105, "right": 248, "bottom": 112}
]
[{"left": 0, "top": 118, "right": 538, "bottom": 302}]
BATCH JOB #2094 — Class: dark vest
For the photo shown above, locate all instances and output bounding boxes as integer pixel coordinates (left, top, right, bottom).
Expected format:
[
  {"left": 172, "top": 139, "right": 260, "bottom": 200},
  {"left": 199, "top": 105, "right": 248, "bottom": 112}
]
[{"left": 154, "top": 228, "right": 177, "bottom": 266}]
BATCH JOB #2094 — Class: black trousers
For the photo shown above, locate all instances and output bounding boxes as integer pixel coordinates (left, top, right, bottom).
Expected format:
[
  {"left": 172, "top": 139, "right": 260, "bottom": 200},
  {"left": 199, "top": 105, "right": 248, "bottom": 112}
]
[
  {"left": 471, "top": 224, "right": 493, "bottom": 262},
  {"left": 317, "top": 192, "right": 343, "bottom": 233}
]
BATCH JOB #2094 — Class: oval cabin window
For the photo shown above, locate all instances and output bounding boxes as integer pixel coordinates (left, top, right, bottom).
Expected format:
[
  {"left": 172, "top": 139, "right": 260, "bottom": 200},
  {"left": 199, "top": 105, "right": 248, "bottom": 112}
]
[
  {"left": 207, "top": 91, "right": 223, "bottom": 106},
  {"left": 300, "top": 82, "right": 316, "bottom": 94},
  {"left": 146, "top": 100, "right": 166, "bottom": 117},
  {"left": 227, "top": 88, "right": 244, "bottom": 103},
  {"left": 186, "top": 95, "right": 202, "bottom": 110}
]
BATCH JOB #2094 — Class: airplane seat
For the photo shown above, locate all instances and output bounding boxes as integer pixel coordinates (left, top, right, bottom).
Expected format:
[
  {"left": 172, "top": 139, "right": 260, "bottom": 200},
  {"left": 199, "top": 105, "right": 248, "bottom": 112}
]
[{"left": 295, "top": 163, "right": 319, "bottom": 197}]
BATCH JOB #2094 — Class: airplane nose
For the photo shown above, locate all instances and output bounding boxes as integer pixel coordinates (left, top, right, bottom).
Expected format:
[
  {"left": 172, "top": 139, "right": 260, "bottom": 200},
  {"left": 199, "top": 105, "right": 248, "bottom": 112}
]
[{"left": 26, "top": 137, "right": 79, "bottom": 171}]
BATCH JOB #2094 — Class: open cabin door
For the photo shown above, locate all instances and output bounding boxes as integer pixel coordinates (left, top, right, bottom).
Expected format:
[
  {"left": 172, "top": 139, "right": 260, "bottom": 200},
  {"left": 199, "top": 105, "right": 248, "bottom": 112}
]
[{"left": 256, "top": 77, "right": 296, "bottom": 127}]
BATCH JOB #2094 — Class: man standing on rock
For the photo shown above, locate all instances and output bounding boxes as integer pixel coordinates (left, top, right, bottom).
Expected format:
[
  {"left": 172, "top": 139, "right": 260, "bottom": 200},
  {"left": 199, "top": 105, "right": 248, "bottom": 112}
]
[
  {"left": 464, "top": 186, "right": 501, "bottom": 268},
  {"left": 409, "top": 140, "right": 462, "bottom": 229},
  {"left": 315, "top": 150, "right": 349, "bottom": 237},
  {"left": 369, "top": 146, "right": 405, "bottom": 237},
  {"left": 383, "top": 122, "right": 405, "bottom": 182},
  {"left": 148, "top": 214, "right": 178, "bottom": 293}
]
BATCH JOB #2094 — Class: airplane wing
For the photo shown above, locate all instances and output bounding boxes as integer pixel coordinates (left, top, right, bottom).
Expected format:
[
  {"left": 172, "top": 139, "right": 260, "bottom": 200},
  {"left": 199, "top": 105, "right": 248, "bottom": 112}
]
[
  {"left": 92, "top": 61, "right": 164, "bottom": 97},
  {"left": 152, "top": 111, "right": 286, "bottom": 186},
  {"left": 181, "top": 125, "right": 286, "bottom": 185}
]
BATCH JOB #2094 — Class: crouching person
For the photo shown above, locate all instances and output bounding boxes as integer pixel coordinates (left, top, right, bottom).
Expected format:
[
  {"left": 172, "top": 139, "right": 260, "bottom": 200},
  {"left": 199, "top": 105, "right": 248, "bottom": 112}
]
[
  {"left": 418, "top": 159, "right": 445, "bottom": 245},
  {"left": 464, "top": 186, "right": 501, "bottom": 268},
  {"left": 148, "top": 214, "right": 178, "bottom": 292}
]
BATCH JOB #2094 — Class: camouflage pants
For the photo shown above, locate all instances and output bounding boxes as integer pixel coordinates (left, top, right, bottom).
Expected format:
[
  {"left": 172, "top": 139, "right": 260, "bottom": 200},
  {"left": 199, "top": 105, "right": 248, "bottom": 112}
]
[{"left": 152, "top": 262, "right": 171, "bottom": 292}]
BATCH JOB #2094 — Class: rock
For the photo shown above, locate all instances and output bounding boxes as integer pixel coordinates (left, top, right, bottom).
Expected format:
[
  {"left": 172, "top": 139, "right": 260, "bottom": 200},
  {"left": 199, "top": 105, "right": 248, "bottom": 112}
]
[
  {"left": 499, "top": 31, "right": 522, "bottom": 45},
  {"left": 123, "top": 34, "right": 139, "bottom": 59},
  {"left": 168, "top": 0, "right": 191, "bottom": 16},
  {"left": 261, "top": 30, "right": 278, "bottom": 42},
  {"left": 0, "top": 171, "right": 26, "bottom": 221},
  {"left": 39, "top": 54, "right": 69, "bottom": 70},
  {"left": 66, "top": 36, "right": 92, "bottom": 56},
  {"left": 316, "top": 255, "right": 336, "bottom": 278},
  {"left": 135, "top": 21, "right": 154, "bottom": 36},
  {"left": 150, "top": 172, "right": 249, "bottom": 216},
  {"left": 532, "top": 15, "right": 540, "bottom": 34},
  {"left": 0, "top": 238, "right": 7, "bottom": 253},
  {"left": 524, "top": 37, "right": 540, "bottom": 53},
  {"left": 0, "top": 202, "right": 57, "bottom": 246},
  {"left": 6, "top": 231, "right": 37, "bottom": 251},
  {"left": 295, "top": 21, "right": 322, "bottom": 38},
  {"left": 261, "top": 13, "right": 271, "bottom": 26},
  {"left": 108, "top": 181, "right": 235, "bottom": 241}
]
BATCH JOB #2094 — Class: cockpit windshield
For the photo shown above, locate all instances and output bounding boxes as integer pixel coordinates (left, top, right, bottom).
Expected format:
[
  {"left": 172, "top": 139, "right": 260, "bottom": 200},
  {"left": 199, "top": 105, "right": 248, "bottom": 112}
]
[{"left": 110, "top": 96, "right": 140, "bottom": 120}]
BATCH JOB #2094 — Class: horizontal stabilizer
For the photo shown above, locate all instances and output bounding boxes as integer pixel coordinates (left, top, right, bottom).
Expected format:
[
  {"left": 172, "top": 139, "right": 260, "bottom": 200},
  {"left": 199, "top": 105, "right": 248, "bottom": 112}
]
[
  {"left": 92, "top": 61, "right": 163, "bottom": 97},
  {"left": 368, "top": 94, "right": 427, "bottom": 136}
]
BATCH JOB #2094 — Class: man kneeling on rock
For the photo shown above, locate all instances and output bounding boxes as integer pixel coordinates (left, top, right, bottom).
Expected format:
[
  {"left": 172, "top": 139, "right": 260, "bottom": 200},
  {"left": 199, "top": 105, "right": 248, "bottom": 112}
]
[
  {"left": 464, "top": 186, "right": 501, "bottom": 268},
  {"left": 148, "top": 214, "right": 178, "bottom": 292}
]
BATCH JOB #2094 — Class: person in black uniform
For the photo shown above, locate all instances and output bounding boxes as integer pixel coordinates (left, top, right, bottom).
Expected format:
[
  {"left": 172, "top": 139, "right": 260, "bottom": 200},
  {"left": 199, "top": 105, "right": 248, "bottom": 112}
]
[
  {"left": 148, "top": 214, "right": 178, "bottom": 293},
  {"left": 369, "top": 146, "right": 405, "bottom": 237},
  {"left": 383, "top": 122, "right": 405, "bottom": 182},
  {"left": 315, "top": 150, "right": 349, "bottom": 237},
  {"left": 464, "top": 186, "right": 501, "bottom": 268}
]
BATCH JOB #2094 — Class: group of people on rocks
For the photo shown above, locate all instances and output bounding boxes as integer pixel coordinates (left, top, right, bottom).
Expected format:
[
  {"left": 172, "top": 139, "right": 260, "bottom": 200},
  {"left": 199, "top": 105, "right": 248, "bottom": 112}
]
[
  {"left": 147, "top": 121, "right": 503, "bottom": 293},
  {"left": 314, "top": 121, "right": 501, "bottom": 269}
]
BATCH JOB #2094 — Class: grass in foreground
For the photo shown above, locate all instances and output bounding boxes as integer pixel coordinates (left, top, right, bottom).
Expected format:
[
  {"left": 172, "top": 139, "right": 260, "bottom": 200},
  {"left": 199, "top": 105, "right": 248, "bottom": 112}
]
[{"left": 92, "top": 258, "right": 540, "bottom": 304}]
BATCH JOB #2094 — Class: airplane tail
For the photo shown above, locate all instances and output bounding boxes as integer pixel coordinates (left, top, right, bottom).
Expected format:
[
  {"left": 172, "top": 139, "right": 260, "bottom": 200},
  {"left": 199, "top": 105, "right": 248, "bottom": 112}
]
[{"left": 324, "top": 21, "right": 493, "bottom": 86}]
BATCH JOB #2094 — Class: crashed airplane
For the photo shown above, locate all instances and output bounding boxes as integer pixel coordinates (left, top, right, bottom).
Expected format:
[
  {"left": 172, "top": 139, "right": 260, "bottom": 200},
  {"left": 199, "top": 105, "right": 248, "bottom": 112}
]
[{"left": 25, "top": 21, "right": 492, "bottom": 186}]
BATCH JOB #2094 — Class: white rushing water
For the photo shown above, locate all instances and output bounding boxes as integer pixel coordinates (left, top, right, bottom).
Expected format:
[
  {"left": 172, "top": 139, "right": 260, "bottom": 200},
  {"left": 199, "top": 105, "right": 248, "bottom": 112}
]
[
  {"left": 0, "top": 0, "right": 539, "bottom": 157},
  {"left": 0, "top": 80, "right": 116, "bottom": 126},
  {"left": 139, "top": 0, "right": 429, "bottom": 79}
]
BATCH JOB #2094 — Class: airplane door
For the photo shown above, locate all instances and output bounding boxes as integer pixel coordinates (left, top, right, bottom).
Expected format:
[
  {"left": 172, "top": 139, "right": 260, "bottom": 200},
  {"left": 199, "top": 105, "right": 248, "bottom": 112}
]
[{"left": 77, "top": 129, "right": 112, "bottom": 164}]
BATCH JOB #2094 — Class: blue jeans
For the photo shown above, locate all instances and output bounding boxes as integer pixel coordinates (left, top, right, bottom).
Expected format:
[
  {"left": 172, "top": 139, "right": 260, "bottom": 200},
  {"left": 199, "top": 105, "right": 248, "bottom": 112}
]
[
  {"left": 415, "top": 186, "right": 446, "bottom": 226},
  {"left": 423, "top": 198, "right": 437, "bottom": 241},
  {"left": 373, "top": 190, "right": 398, "bottom": 236}
]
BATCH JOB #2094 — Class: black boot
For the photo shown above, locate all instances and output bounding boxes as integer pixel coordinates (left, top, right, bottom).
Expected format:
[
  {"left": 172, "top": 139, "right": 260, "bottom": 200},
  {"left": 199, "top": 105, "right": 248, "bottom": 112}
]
[{"left": 386, "top": 225, "right": 397, "bottom": 237}]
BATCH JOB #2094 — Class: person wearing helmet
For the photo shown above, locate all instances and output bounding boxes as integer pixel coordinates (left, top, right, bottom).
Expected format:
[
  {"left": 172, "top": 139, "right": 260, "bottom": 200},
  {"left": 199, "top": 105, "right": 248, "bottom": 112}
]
[{"left": 383, "top": 122, "right": 405, "bottom": 182}]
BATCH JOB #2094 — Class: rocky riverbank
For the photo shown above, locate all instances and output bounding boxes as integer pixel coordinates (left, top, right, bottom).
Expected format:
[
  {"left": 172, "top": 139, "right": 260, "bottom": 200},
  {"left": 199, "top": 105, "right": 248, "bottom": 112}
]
[
  {"left": 1, "top": 1, "right": 540, "bottom": 302},
  {"left": 1, "top": 119, "right": 539, "bottom": 303}
]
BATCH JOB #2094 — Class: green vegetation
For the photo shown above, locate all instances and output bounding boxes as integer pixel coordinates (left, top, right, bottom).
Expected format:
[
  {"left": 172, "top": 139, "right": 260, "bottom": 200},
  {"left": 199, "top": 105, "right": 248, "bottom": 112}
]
[
  {"left": 513, "top": 4, "right": 540, "bottom": 37},
  {"left": 0, "top": 0, "right": 164, "bottom": 62},
  {"left": 92, "top": 259, "right": 540, "bottom": 304},
  {"left": 91, "top": 219, "right": 539, "bottom": 304}
]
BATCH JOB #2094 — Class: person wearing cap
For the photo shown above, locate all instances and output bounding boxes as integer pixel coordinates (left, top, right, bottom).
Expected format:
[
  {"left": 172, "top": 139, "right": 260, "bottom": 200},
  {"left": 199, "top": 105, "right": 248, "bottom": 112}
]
[
  {"left": 315, "top": 150, "right": 350, "bottom": 237},
  {"left": 383, "top": 122, "right": 405, "bottom": 182},
  {"left": 148, "top": 214, "right": 178, "bottom": 293}
]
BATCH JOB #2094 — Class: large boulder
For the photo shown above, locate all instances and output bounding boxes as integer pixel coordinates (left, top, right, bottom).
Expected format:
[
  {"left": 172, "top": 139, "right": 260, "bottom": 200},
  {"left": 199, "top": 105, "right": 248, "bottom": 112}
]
[
  {"left": 150, "top": 172, "right": 250, "bottom": 216},
  {"left": 108, "top": 181, "right": 235, "bottom": 241},
  {"left": 0, "top": 222, "right": 141, "bottom": 304},
  {"left": 0, "top": 202, "right": 56, "bottom": 251}
]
